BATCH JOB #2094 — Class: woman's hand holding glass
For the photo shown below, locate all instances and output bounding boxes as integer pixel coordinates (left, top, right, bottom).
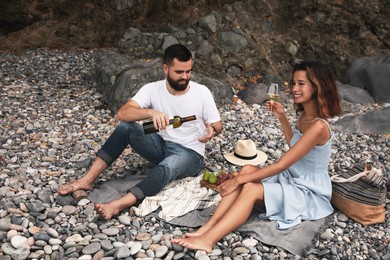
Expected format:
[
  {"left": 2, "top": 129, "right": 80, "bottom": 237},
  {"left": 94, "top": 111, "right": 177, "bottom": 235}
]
[
  {"left": 266, "top": 83, "right": 284, "bottom": 119},
  {"left": 266, "top": 100, "right": 285, "bottom": 119},
  {"left": 266, "top": 83, "right": 280, "bottom": 107}
]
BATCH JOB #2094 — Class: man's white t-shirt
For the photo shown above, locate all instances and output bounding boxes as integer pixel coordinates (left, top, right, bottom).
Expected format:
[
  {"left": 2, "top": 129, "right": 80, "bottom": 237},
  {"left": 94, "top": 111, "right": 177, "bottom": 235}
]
[{"left": 132, "top": 80, "right": 221, "bottom": 156}]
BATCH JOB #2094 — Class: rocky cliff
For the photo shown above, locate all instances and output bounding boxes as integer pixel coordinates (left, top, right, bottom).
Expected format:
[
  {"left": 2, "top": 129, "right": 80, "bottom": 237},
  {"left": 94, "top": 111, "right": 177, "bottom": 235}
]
[{"left": 1, "top": 0, "right": 389, "bottom": 82}]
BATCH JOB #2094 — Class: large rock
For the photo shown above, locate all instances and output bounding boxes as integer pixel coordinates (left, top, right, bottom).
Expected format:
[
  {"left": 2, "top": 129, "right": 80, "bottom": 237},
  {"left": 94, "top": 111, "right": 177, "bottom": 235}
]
[
  {"left": 337, "top": 81, "right": 375, "bottom": 104},
  {"left": 344, "top": 55, "right": 390, "bottom": 103},
  {"left": 218, "top": 31, "right": 248, "bottom": 53},
  {"left": 95, "top": 51, "right": 142, "bottom": 96},
  {"left": 333, "top": 107, "right": 390, "bottom": 135}
]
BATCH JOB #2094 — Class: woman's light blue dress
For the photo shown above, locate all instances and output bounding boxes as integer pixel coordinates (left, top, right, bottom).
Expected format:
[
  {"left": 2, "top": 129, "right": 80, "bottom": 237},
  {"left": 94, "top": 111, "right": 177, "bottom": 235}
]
[{"left": 260, "top": 119, "right": 334, "bottom": 229}]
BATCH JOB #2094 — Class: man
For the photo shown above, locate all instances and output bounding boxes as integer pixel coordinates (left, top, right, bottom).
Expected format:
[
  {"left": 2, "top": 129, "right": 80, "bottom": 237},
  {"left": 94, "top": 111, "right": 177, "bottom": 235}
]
[{"left": 59, "top": 44, "right": 223, "bottom": 220}]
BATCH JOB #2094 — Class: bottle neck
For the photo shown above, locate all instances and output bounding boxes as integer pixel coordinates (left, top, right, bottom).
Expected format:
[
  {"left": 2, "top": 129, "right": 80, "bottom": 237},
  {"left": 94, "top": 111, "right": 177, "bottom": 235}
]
[{"left": 182, "top": 115, "right": 196, "bottom": 122}]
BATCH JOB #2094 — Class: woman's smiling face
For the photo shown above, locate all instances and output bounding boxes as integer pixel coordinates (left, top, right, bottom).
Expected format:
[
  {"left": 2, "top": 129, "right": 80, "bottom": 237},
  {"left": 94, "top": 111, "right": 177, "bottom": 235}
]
[{"left": 291, "top": 70, "right": 317, "bottom": 104}]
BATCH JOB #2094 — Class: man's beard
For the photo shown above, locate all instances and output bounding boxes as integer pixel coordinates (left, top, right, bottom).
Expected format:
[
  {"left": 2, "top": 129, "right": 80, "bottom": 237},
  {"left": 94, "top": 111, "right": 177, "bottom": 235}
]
[{"left": 167, "top": 74, "right": 189, "bottom": 91}]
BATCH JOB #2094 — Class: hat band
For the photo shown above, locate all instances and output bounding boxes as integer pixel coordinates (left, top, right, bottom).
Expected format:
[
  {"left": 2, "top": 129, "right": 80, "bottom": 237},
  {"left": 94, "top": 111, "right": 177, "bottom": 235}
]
[{"left": 234, "top": 152, "right": 257, "bottom": 160}]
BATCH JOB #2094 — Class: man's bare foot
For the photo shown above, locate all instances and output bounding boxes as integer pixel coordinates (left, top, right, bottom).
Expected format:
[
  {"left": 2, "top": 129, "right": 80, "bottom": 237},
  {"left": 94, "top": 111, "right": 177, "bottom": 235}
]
[
  {"left": 171, "top": 236, "right": 213, "bottom": 253},
  {"left": 184, "top": 222, "right": 214, "bottom": 237},
  {"left": 95, "top": 202, "right": 122, "bottom": 220},
  {"left": 95, "top": 193, "right": 137, "bottom": 220},
  {"left": 58, "top": 179, "right": 93, "bottom": 196}
]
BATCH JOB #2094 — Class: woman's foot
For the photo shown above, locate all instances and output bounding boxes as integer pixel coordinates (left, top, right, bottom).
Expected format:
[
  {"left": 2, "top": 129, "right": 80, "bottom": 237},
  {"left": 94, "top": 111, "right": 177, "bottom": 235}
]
[
  {"left": 58, "top": 179, "right": 93, "bottom": 196},
  {"left": 184, "top": 222, "right": 214, "bottom": 237},
  {"left": 171, "top": 236, "right": 213, "bottom": 253}
]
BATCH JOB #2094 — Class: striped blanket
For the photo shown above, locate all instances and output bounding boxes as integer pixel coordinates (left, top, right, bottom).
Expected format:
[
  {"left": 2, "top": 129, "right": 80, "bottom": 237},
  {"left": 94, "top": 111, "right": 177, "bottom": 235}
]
[{"left": 132, "top": 175, "right": 221, "bottom": 220}]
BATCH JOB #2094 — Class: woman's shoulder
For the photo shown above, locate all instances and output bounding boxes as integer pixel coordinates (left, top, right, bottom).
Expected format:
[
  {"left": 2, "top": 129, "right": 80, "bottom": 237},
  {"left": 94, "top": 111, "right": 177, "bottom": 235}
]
[
  {"left": 313, "top": 118, "right": 331, "bottom": 131},
  {"left": 311, "top": 118, "right": 332, "bottom": 145}
]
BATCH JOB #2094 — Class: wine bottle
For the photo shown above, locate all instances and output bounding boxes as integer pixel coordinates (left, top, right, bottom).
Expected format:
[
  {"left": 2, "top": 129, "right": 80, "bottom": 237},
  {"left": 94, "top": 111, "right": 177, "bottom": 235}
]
[{"left": 143, "top": 115, "right": 197, "bottom": 134}]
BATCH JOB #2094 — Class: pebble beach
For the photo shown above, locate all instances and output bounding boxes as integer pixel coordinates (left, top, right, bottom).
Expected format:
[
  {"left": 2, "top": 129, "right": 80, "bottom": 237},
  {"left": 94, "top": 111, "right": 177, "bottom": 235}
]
[{"left": 0, "top": 49, "right": 389, "bottom": 260}]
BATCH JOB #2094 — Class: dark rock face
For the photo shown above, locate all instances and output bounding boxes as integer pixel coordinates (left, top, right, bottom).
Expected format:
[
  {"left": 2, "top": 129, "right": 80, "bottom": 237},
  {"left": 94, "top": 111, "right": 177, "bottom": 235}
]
[
  {"left": 0, "top": 0, "right": 232, "bottom": 50},
  {"left": 0, "top": 0, "right": 388, "bottom": 82}
]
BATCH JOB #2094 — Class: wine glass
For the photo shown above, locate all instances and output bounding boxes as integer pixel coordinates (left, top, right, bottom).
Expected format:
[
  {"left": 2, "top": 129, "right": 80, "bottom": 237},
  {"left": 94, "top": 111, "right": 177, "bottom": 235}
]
[
  {"left": 266, "top": 83, "right": 280, "bottom": 111},
  {"left": 193, "top": 120, "right": 208, "bottom": 138}
]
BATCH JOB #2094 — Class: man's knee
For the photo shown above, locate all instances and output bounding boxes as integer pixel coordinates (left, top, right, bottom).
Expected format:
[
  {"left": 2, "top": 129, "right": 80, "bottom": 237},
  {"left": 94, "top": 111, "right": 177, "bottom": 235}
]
[
  {"left": 117, "top": 121, "right": 142, "bottom": 134},
  {"left": 97, "top": 122, "right": 142, "bottom": 165},
  {"left": 154, "top": 163, "right": 176, "bottom": 182},
  {"left": 162, "top": 155, "right": 201, "bottom": 177}
]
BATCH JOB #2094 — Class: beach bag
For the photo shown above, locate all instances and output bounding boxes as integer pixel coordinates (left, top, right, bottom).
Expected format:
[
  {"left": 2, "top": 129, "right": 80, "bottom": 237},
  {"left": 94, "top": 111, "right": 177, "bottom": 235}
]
[{"left": 330, "top": 163, "right": 387, "bottom": 226}]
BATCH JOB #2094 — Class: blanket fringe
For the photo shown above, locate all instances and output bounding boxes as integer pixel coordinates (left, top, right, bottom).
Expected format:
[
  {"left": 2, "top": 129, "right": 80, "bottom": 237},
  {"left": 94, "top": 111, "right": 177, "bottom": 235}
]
[{"left": 303, "top": 214, "right": 334, "bottom": 256}]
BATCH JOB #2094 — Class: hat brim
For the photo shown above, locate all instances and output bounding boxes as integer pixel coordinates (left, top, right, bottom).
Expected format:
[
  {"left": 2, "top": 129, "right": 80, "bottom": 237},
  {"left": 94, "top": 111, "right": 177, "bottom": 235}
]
[{"left": 223, "top": 151, "right": 268, "bottom": 166}]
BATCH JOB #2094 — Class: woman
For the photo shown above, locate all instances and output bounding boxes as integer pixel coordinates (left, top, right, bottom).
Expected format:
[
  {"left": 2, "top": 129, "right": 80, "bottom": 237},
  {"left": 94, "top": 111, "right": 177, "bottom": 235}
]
[{"left": 172, "top": 61, "right": 342, "bottom": 253}]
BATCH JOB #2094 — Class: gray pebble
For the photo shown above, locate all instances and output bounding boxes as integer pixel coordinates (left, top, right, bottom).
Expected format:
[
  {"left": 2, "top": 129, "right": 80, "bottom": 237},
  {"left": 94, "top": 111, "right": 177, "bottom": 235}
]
[
  {"left": 82, "top": 242, "right": 101, "bottom": 255},
  {"left": 116, "top": 246, "right": 131, "bottom": 258}
]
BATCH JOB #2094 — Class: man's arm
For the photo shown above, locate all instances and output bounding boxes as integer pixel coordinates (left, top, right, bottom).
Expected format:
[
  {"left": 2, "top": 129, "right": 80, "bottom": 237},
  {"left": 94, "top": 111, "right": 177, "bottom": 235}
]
[
  {"left": 116, "top": 99, "right": 149, "bottom": 122},
  {"left": 116, "top": 99, "right": 170, "bottom": 129},
  {"left": 211, "top": 121, "right": 223, "bottom": 136}
]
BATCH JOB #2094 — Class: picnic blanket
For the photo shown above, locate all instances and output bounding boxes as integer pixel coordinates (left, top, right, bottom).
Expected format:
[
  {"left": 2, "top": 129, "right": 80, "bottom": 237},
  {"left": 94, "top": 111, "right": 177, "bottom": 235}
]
[
  {"left": 163, "top": 206, "right": 328, "bottom": 256},
  {"left": 88, "top": 174, "right": 145, "bottom": 203},
  {"left": 132, "top": 175, "right": 221, "bottom": 221},
  {"left": 88, "top": 174, "right": 328, "bottom": 256}
]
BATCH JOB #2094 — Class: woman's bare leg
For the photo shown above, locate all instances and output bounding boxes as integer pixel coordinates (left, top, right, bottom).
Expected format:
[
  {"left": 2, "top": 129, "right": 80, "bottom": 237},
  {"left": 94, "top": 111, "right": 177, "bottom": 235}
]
[
  {"left": 185, "top": 165, "right": 260, "bottom": 237},
  {"left": 172, "top": 182, "right": 264, "bottom": 253},
  {"left": 95, "top": 192, "right": 137, "bottom": 220},
  {"left": 185, "top": 185, "right": 242, "bottom": 237},
  {"left": 58, "top": 157, "right": 108, "bottom": 195}
]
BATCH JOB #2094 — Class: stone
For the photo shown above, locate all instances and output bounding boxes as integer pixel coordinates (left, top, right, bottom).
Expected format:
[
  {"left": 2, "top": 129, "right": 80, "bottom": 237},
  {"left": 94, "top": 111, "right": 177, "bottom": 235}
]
[
  {"left": 242, "top": 238, "right": 258, "bottom": 248},
  {"left": 10, "top": 235, "right": 28, "bottom": 248},
  {"left": 72, "top": 190, "right": 88, "bottom": 201},
  {"left": 118, "top": 215, "right": 131, "bottom": 225},
  {"left": 320, "top": 229, "right": 335, "bottom": 240},
  {"left": 82, "top": 242, "right": 101, "bottom": 255},
  {"left": 155, "top": 245, "right": 168, "bottom": 258},
  {"left": 130, "top": 242, "right": 142, "bottom": 255},
  {"left": 102, "top": 228, "right": 119, "bottom": 236},
  {"left": 136, "top": 233, "right": 151, "bottom": 241},
  {"left": 116, "top": 246, "right": 131, "bottom": 258}
]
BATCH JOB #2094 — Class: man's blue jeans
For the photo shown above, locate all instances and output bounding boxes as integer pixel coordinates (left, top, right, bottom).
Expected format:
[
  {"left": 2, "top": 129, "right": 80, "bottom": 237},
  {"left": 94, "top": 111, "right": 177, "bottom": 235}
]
[{"left": 96, "top": 122, "right": 204, "bottom": 201}]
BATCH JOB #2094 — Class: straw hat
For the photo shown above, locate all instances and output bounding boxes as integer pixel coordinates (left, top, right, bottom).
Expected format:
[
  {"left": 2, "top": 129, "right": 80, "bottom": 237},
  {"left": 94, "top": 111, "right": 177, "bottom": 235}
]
[{"left": 224, "top": 139, "right": 268, "bottom": 166}]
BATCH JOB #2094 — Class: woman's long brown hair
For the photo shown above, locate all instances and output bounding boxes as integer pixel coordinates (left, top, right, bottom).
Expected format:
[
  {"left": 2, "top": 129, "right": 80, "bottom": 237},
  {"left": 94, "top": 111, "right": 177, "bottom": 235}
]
[{"left": 290, "top": 61, "right": 342, "bottom": 119}]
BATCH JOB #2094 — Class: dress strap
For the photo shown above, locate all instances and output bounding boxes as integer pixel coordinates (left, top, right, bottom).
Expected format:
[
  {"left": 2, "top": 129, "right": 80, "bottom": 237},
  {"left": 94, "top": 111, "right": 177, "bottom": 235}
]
[{"left": 314, "top": 118, "right": 332, "bottom": 136}]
